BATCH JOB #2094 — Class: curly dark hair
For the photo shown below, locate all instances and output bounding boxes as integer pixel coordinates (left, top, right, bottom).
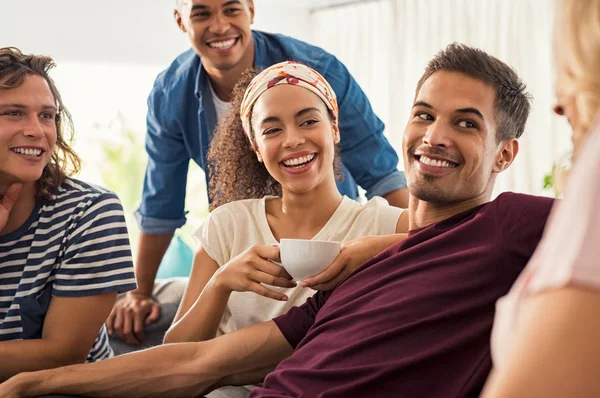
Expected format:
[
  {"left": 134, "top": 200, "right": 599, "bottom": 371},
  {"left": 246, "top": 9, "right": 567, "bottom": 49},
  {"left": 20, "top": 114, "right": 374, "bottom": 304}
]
[
  {"left": 207, "top": 69, "right": 280, "bottom": 211},
  {"left": 207, "top": 68, "right": 342, "bottom": 211},
  {"left": 0, "top": 47, "right": 81, "bottom": 200}
]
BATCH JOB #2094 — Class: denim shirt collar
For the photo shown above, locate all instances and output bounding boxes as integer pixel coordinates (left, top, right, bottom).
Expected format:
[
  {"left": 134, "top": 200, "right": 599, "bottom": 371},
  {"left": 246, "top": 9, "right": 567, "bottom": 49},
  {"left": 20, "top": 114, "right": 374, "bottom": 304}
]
[{"left": 194, "top": 61, "right": 206, "bottom": 100}]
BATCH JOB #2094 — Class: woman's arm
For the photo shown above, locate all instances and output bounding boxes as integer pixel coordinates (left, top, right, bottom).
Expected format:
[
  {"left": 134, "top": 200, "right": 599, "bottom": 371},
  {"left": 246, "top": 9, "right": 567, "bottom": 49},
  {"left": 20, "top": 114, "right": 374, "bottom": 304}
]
[
  {"left": 482, "top": 286, "right": 600, "bottom": 397},
  {"left": 164, "top": 245, "right": 296, "bottom": 343},
  {"left": 163, "top": 248, "right": 228, "bottom": 343},
  {"left": 0, "top": 291, "right": 116, "bottom": 381}
]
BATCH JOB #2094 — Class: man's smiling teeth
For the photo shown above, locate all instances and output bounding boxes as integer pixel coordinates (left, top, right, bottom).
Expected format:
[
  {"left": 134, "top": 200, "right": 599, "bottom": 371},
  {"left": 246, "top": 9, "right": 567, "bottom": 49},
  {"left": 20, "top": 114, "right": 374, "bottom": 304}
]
[
  {"left": 208, "top": 39, "right": 236, "bottom": 49},
  {"left": 419, "top": 156, "right": 456, "bottom": 168},
  {"left": 11, "top": 148, "right": 42, "bottom": 157},
  {"left": 283, "top": 154, "right": 315, "bottom": 167}
]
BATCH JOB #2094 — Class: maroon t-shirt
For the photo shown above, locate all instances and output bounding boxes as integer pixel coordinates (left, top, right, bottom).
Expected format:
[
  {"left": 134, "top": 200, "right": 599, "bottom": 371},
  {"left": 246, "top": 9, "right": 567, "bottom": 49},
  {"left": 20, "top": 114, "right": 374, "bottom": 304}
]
[{"left": 250, "top": 193, "right": 554, "bottom": 398}]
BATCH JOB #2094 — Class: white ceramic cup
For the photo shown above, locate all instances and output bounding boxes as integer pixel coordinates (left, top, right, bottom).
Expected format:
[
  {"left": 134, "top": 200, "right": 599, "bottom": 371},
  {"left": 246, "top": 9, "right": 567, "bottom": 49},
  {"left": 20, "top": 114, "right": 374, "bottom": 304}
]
[{"left": 279, "top": 239, "right": 342, "bottom": 281}]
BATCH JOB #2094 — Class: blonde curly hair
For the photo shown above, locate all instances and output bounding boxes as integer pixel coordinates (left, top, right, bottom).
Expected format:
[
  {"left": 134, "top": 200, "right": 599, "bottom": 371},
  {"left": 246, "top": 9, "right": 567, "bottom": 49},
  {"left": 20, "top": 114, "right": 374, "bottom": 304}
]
[{"left": 554, "top": 0, "right": 600, "bottom": 131}]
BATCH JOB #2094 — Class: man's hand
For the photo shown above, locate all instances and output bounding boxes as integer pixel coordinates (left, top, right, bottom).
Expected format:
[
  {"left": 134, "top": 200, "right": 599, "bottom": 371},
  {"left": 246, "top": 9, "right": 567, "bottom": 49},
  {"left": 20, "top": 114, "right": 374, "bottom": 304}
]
[
  {"left": 0, "top": 373, "right": 27, "bottom": 398},
  {"left": 302, "top": 234, "right": 407, "bottom": 291},
  {"left": 106, "top": 291, "right": 161, "bottom": 345},
  {"left": 0, "top": 183, "right": 22, "bottom": 233}
]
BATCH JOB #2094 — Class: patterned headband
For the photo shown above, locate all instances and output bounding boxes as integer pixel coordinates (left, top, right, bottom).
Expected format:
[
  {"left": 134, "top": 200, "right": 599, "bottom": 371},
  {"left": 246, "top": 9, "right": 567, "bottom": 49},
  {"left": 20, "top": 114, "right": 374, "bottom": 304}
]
[{"left": 240, "top": 61, "right": 338, "bottom": 140}]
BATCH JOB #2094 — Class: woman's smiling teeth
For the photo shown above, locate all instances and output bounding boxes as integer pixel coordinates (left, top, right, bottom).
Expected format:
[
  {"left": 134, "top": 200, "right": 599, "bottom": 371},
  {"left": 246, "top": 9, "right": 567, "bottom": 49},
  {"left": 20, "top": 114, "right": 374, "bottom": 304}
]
[
  {"left": 419, "top": 155, "right": 457, "bottom": 168},
  {"left": 208, "top": 38, "right": 237, "bottom": 49},
  {"left": 11, "top": 147, "right": 42, "bottom": 157},
  {"left": 282, "top": 153, "right": 316, "bottom": 168}
]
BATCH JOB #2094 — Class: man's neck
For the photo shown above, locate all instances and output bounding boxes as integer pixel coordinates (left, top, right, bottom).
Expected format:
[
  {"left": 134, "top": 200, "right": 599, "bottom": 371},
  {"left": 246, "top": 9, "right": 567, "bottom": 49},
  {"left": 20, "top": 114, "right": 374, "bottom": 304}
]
[
  {"left": 0, "top": 181, "right": 36, "bottom": 236},
  {"left": 204, "top": 38, "right": 255, "bottom": 102},
  {"left": 408, "top": 192, "right": 491, "bottom": 231}
]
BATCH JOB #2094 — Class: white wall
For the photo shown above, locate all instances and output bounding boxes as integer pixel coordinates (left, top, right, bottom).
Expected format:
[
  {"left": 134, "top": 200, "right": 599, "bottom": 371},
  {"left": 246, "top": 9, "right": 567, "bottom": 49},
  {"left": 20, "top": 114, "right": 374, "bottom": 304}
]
[
  {"left": 0, "top": 0, "right": 312, "bottom": 67},
  {"left": 0, "top": 0, "right": 315, "bottom": 240}
]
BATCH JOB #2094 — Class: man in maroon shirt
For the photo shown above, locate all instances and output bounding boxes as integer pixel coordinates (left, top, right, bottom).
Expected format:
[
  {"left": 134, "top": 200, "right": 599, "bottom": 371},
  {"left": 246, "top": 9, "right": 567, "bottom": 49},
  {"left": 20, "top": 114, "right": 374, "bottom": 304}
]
[{"left": 0, "top": 43, "right": 554, "bottom": 398}]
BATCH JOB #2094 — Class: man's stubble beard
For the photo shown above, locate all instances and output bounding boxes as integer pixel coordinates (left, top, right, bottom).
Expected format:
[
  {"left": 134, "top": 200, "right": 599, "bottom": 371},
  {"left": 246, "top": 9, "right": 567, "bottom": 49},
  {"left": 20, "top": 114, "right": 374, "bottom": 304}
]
[{"left": 409, "top": 175, "right": 453, "bottom": 204}]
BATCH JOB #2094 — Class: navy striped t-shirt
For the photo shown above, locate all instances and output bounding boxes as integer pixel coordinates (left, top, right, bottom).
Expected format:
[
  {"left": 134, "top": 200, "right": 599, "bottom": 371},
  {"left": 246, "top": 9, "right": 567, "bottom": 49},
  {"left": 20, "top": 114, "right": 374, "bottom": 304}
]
[{"left": 0, "top": 178, "right": 137, "bottom": 361}]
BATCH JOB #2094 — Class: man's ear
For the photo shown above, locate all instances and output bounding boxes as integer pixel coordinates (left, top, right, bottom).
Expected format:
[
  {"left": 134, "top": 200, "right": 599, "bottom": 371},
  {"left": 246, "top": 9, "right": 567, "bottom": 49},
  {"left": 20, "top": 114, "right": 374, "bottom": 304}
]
[
  {"left": 493, "top": 138, "right": 519, "bottom": 173},
  {"left": 247, "top": 0, "right": 255, "bottom": 24},
  {"left": 174, "top": 9, "right": 187, "bottom": 33}
]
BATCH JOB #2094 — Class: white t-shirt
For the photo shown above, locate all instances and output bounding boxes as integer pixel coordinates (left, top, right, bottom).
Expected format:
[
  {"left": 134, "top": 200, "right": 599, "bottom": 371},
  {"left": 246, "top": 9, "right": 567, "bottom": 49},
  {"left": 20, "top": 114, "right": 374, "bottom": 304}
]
[
  {"left": 196, "top": 196, "right": 402, "bottom": 398},
  {"left": 195, "top": 196, "right": 403, "bottom": 335},
  {"left": 209, "top": 81, "right": 232, "bottom": 124},
  {"left": 491, "top": 117, "right": 600, "bottom": 367}
]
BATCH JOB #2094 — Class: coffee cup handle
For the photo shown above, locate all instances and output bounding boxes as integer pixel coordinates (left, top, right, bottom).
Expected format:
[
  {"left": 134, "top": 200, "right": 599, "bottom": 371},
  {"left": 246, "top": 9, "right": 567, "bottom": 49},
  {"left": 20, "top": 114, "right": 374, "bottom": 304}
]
[{"left": 271, "top": 242, "right": 282, "bottom": 265}]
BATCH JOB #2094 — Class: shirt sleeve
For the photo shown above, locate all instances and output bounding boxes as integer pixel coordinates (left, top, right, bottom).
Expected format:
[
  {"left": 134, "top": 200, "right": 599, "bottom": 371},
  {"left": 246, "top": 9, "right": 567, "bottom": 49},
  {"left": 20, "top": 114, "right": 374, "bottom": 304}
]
[
  {"left": 319, "top": 55, "right": 407, "bottom": 198},
  {"left": 359, "top": 196, "right": 404, "bottom": 235},
  {"left": 495, "top": 192, "right": 555, "bottom": 273},
  {"left": 54, "top": 192, "right": 137, "bottom": 297},
  {"left": 193, "top": 208, "right": 230, "bottom": 267},
  {"left": 135, "top": 81, "right": 190, "bottom": 234},
  {"left": 526, "top": 123, "right": 600, "bottom": 293},
  {"left": 272, "top": 290, "right": 331, "bottom": 348}
]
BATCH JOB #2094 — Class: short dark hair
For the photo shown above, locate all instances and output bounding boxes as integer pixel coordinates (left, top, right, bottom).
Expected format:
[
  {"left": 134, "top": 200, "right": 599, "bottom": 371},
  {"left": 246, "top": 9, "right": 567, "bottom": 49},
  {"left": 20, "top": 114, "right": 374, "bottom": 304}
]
[
  {"left": 0, "top": 47, "right": 81, "bottom": 200},
  {"left": 415, "top": 43, "right": 532, "bottom": 142}
]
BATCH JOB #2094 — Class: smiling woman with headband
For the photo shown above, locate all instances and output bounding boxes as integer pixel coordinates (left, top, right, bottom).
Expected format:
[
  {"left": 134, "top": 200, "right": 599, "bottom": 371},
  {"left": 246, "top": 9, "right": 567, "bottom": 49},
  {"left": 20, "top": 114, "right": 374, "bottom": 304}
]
[
  {"left": 163, "top": 61, "right": 408, "bottom": 398},
  {"left": 207, "top": 61, "right": 343, "bottom": 210}
]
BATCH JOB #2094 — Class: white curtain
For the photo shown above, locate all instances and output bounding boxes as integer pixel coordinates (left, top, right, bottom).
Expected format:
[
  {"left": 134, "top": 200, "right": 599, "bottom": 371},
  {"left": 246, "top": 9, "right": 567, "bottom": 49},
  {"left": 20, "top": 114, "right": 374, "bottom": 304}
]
[{"left": 311, "top": 0, "right": 572, "bottom": 197}]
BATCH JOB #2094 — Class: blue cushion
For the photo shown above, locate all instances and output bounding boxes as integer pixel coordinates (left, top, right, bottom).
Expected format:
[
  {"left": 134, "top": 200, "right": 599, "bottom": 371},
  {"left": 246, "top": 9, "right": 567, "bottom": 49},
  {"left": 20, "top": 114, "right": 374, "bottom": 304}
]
[{"left": 156, "top": 235, "right": 194, "bottom": 279}]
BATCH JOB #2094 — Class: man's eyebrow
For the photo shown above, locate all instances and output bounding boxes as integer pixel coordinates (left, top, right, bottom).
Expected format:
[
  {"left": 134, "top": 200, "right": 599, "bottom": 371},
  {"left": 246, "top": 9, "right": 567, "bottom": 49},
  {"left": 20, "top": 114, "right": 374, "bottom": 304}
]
[
  {"left": 222, "top": 0, "right": 242, "bottom": 7},
  {"left": 0, "top": 104, "right": 57, "bottom": 111},
  {"left": 412, "top": 101, "right": 433, "bottom": 109},
  {"left": 456, "top": 107, "right": 484, "bottom": 121},
  {"left": 190, "top": 1, "right": 241, "bottom": 12},
  {"left": 0, "top": 104, "right": 26, "bottom": 110},
  {"left": 412, "top": 102, "right": 485, "bottom": 121},
  {"left": 190, "top": 4, "right": 209, "bottom": 11}
]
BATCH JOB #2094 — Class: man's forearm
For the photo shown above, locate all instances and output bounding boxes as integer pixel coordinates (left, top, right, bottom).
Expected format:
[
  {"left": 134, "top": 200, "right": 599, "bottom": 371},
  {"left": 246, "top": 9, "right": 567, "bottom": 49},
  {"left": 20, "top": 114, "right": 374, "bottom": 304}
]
[
  {"left": 9, "top": 321, "right": 293, "bottom": 397},
  {"left": 134, "top": 232, "right": 174, "bottom": 295},
  {"left": 0, "top": 339, "right": 83, "bottom": 382},
  {"left": 11, "top": 342, "right": 215, "bottom": 398}
]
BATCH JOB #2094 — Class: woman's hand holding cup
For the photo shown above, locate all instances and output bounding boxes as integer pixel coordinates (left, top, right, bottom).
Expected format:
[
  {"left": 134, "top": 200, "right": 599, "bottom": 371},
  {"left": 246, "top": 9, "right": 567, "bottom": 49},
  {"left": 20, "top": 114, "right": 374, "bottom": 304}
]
[{"left": 213, "top": 244, "right": 296, "bottom": 301}]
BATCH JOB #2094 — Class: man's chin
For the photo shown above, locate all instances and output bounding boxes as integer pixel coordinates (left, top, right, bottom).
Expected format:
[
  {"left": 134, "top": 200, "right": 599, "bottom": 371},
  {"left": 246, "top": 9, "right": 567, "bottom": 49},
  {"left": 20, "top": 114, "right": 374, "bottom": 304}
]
[
  {"left": 409, "top": 182, "right": 453, "bottom": 204},
  {"left": 196, "top": 48, "right": 244, "bottom": 72}
]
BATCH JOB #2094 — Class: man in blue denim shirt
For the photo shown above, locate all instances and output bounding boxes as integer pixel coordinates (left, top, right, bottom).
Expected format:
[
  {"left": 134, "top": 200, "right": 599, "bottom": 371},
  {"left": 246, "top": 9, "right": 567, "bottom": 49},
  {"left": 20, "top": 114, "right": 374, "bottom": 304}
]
[{"left": 107, "top": 0, "right": 408, "bottom": 345}]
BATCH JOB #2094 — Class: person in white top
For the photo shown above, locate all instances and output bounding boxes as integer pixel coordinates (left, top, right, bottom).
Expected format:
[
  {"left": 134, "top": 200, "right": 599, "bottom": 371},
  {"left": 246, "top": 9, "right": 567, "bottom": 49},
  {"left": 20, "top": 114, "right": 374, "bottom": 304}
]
[
  {"left": 162, "top": 62, "right": 408, "bottom": 397},
  {"left": 483, "top": 0, "right": 600, "bottom": 396}
]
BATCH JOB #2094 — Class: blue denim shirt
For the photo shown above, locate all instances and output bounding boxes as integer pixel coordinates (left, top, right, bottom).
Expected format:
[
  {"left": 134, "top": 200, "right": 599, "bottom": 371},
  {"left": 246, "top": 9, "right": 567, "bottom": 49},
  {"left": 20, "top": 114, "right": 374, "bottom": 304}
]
[{"left": 136, "top": 31, "right": 407, "bottom": 234}]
